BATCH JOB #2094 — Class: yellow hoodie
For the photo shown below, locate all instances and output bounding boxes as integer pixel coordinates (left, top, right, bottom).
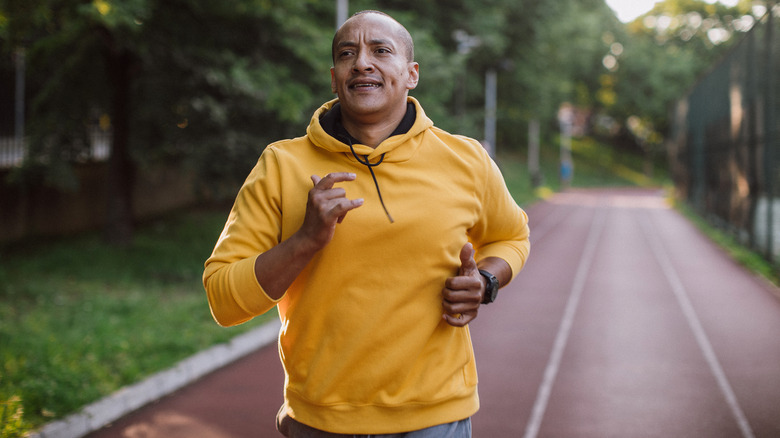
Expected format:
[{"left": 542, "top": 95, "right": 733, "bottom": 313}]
[{"left": 203, "top": 97, "right": 530, "bottom": 434}]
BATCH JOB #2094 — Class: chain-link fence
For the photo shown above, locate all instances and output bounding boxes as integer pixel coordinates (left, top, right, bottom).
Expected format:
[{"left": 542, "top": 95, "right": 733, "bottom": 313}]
[
  {"left": 669, "top": 9, "right": 779, "bottom": 266},
  {"left": 0, "top": 49, "right": 112, "bottom": 169}
]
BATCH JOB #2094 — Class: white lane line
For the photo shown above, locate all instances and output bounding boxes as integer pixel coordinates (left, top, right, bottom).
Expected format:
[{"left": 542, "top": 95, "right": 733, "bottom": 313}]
[
  {"left": 523, "top": 208, "right": 607, "bottom": 438},
  {"left": 639, "top": 214, "right": 755, "bottom": 438}
]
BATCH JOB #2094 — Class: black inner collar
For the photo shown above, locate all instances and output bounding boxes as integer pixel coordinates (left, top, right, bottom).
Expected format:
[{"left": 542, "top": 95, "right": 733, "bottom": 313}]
[{"left": 319, "top": 102, "right": 416, "bottom": 146}]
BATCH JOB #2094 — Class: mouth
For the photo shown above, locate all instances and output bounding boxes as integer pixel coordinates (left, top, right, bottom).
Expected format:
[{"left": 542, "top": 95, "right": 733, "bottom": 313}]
[{"left": 349, "top": 79, "right": 382, "bottom": 90}]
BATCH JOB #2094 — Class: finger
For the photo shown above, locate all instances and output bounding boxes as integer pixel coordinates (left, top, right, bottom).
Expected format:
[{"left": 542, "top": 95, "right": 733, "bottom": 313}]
[
  {"left": 313, "top": 172, "right": 356, "bottom": 189},
  {"left": 443, "top": 311, "right": 477, "bottom": 327},
  {"left": 442, "top": 288, "right": 482, "bottom": 307},
  {"left": 335, "top": 198, "right": 364, "bottom": 223},
  {"left": 312, "top": 186, "right": 348, "bottom": 202},
  {"left": 309, "top": 174, "right": 353, "bottom": 204},
  {"left": 444, "top": 274, "right": 482, "bottom": 292},
  {"left": 442, "top": 301, "right": 479, "bottom": 319},
  {"left": 459, "top": 242, "right": 477, "bottom": 276}
]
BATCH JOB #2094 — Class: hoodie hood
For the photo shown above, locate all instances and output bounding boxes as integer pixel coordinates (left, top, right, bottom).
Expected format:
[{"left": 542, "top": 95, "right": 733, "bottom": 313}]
[{"left": 306, "top": 96, "right": 434, "bottom": 163}]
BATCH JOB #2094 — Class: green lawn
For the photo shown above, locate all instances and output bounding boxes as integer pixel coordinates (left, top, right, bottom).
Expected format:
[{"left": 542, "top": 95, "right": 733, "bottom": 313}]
[
  {"left": 0, "top": 208, "right": 273, "bottom": 436},
  {"left": 0, "top": 135, "right": 668, "bottom": 437},
  {"left": 498, "top": 134, "right": 668, "bottom": 204}
]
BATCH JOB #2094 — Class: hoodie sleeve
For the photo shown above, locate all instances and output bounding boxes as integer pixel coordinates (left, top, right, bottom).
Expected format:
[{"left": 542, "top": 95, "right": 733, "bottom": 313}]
[
  {"left": 469, "top": 150, "right": 530, "bottom": 280},
  {"left": 203, "top": 150, "right": 284, "bottom": 326}
]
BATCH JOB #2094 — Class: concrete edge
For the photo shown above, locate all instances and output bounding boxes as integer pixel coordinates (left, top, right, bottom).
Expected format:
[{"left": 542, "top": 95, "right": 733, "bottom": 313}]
[{"left": 29, "top": 319, "right": 281, "bottom": 438}]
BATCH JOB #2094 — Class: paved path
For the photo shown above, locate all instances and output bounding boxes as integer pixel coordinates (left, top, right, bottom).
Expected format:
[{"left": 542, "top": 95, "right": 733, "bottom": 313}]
[{"left": 86, "top": 188, "right": 780, "bottom": 437}]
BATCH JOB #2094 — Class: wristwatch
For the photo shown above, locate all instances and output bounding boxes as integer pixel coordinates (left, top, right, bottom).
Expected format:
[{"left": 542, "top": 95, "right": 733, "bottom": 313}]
[{"left": 479, "top": 269, "right": 499, "bottom": 304}]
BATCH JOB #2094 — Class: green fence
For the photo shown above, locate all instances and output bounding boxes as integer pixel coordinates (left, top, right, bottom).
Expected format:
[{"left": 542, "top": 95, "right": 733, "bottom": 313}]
[{"left": 669, "top": 10, "right": 779, "bottom": 265}]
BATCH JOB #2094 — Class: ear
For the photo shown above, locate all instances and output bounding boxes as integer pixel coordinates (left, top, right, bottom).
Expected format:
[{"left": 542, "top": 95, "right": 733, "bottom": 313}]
[
  {"left": 330, "top": 67, "right": 337, "bottom": 94},
  {"left": 406, "top": 62, "right": 419, "bottom": 90}
]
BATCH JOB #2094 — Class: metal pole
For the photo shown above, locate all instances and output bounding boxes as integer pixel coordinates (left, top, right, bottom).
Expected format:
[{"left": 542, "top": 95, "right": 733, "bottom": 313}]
[
  {"left": 484, "top": 69, "right": 497, "bottom": 158},
  {"left": 528, "top": 119, "right": 541, "bottom": 188},
  {"left": 14, "top": 48, "right": 25, "bottom": 145},
  {"left": 336, "top": 0, "right": 348, "bottom": 29},
  {"left": 763, "top": 4, "right": 776, "bottom": 262}
]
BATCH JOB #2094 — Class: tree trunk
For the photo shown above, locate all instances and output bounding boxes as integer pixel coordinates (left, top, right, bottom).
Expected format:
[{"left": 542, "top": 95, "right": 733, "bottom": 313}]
[{"left": 103, "top": 47, "right": 135, "bottom": 247}]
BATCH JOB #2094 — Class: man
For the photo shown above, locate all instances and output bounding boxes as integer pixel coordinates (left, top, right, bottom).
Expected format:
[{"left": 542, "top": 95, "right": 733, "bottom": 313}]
[{"left": 203, "top": 10, "right": 530, "bottom": 437}]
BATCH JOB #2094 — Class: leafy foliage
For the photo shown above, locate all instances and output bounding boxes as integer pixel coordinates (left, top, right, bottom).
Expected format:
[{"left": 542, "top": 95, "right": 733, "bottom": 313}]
[
  {"left": 605, "top": 0, "right": 761, "bottom": 149},
  {"left": 0, "top": 0, "right": 761, "bottom": 233}
]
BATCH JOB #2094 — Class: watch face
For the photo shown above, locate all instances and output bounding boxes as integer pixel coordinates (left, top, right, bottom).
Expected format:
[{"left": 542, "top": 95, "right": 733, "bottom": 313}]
[{"left": 488, "top": 285, "right": 498, "bottom": 301}]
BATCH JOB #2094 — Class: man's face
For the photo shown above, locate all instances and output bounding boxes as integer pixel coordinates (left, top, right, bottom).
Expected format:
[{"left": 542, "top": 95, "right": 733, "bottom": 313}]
[{"left": 330, "top": 14, "right": 419, "bottom": 123}]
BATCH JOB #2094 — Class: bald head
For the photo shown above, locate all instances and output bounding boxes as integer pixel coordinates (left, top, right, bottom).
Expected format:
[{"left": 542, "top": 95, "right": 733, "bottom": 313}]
[{"left": 331, "top": 10, "right": 415, "bottom": 64}]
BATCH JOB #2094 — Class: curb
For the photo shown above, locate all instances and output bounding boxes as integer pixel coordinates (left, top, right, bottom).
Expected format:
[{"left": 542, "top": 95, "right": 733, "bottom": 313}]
[{"left": 29, "top": 320, "right": 281, "bottom": 438}]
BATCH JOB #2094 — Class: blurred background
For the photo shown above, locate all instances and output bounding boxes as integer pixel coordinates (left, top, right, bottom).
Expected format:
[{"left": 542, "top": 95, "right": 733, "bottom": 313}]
[{"left": 0, "top": 0, "right": 778, "bottom": 436}]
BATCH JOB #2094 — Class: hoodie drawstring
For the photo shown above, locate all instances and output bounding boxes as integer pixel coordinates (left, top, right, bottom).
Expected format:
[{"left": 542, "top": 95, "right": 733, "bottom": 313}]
[{"left": 346, "top": 141, "right": 394, "bottom": 224}]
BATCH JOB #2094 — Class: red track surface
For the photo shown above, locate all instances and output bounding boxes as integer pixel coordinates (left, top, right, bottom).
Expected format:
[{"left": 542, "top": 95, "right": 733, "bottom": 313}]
[{"left": 86, "top": 188, "right": 780, "bottom": 437}]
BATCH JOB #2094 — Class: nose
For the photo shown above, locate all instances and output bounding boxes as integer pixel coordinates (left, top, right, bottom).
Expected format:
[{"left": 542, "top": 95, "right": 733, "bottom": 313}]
[{"left": 352, "top": 49, "right": 373, "bottom": 72}]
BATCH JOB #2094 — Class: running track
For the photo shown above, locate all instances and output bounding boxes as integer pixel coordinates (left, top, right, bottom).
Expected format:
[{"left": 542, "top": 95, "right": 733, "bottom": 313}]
[{"left": 87, "top": 188, "right": 780, "bottom": 437}]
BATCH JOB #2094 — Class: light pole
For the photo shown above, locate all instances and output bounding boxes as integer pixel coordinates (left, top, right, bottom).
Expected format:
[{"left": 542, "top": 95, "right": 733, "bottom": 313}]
[
  {"left": 483, "top": 68, "right": 497, "bottom": 158},
  {"left": 336, "top": 0, "right": 348, "bottom": 29},
  {"left": 452, "top": 30, "right": 481, "bottom": 134},
  {"left": 762, "top": 0, "right": 776, "bottom": 262},
  {"left": 14, "top": 48, "right": 25, "bottom": 147}
]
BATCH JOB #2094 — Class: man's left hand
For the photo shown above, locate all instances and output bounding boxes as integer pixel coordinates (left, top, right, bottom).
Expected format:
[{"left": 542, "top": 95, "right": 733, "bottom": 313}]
[{"left": 442, "top": 242, "right": 484, "bottom": 327}]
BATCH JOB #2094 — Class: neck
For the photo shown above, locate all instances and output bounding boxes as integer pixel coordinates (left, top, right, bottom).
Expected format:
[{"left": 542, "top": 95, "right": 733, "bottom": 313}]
[{"left": 341, "top": 101, "right": 409, "bottom": 149}]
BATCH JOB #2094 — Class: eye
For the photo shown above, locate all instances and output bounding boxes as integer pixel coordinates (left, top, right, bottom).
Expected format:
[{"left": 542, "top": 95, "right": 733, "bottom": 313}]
[
  {"left": 376, "top": 47, "right": 391, "bottom": 54},
  {"left": 337, "top": 47, "right": 356, "bottom": 58}
]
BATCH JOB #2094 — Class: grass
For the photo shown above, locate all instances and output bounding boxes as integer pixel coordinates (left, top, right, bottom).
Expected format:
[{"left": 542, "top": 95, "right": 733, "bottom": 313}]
[
  {"left": 675, "top": 202, "right": 780, "bottom": 287},
  {"left": 498, "top": 134, "right": 669, "bottom": 206},
  {"left": 0, "top": 208, "right": 273, "bottom": 435}
]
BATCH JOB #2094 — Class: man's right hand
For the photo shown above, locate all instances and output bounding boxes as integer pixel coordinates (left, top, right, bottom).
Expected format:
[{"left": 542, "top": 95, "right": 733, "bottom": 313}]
[
  {"left": 254, "top": 172, "right": 362, "bottom": 300},
  {"left": 299, "top": 173, "right": 364, "bottom": 252}
]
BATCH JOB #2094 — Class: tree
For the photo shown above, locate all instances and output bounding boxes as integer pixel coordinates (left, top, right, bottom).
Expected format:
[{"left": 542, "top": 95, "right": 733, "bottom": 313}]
[
  {"left": 606, "top": 0, "right": 760, "bottom": 150},
  {"left": 499, "top": 0, "right": 623, "bottom": 144},
  {"left": 3, "top": 0, "right": 758, "bottom": 248},
  {"left": 0, "top": 0, "right": 335, "bottom": 245}
]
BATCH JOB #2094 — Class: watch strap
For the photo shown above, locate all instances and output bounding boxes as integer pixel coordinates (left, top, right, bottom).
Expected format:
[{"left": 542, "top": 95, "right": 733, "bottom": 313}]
[{"left": 479, "top": 269, "right": 499, "bottom": 304}]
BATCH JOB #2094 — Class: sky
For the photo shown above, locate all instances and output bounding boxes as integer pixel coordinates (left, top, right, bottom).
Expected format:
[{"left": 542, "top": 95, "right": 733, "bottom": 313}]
[{"left": 605, "top": 0, "right": 740, "bottom": 23}]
